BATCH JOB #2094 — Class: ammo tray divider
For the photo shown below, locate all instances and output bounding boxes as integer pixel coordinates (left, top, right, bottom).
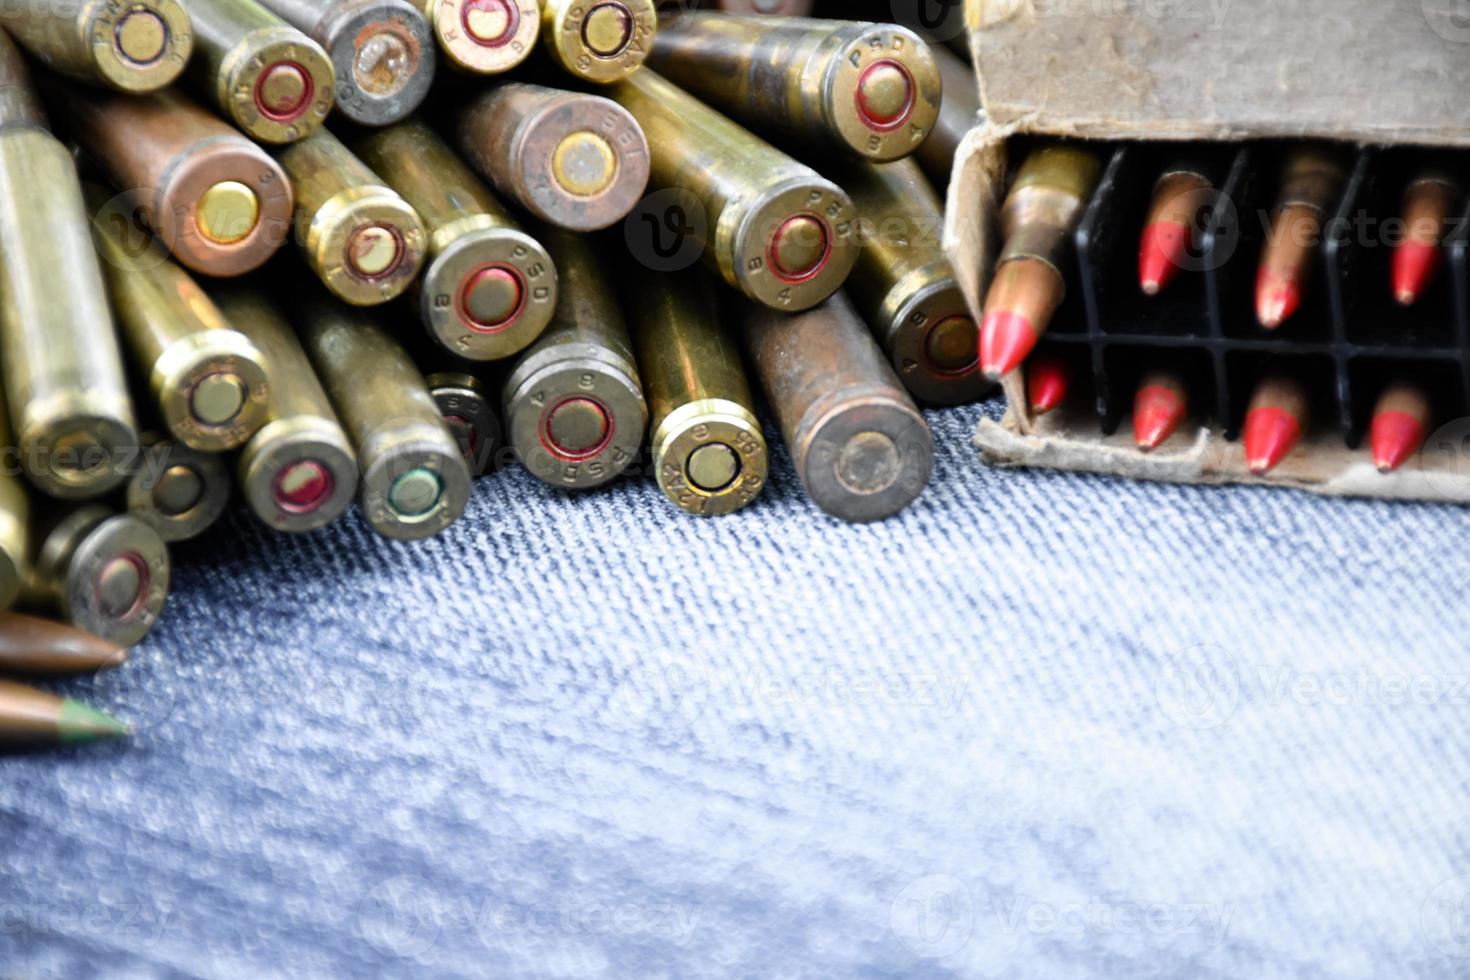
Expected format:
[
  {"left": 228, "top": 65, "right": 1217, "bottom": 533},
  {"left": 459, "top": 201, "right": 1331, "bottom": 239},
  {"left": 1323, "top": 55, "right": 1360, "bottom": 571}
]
[{"left": 1034, "top": 142, "right": 1470, "bottom": 449}]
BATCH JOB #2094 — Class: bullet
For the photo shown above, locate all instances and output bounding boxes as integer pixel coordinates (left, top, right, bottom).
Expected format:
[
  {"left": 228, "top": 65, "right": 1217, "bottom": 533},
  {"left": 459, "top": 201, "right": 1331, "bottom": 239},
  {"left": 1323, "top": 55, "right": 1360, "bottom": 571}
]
[
  {"left": 294, "top": 287, "right": 472, "bottom": 541},
  {"left": 219, "top": 289, "right": 359, "bottom": 533},
  {"left": 840, "top": 157, "right": 983, "bottom": 406},
  {"left": 540, "top": 0, "right": 657, "bottom": 85},
  {"left": 503, "top": 228, "right": 647, "bottom": 490},
  {"left": 24, "top": 505, "right": 170, "bottom": 648},
  {"left": 1370, "top": 382, "right": 1432, "bottom": 474},
  {"left": 609, "top": 69, "right": 859, "bottom": 311},
  {"left": 649, "top": 13, "right": 940, "bottom": 163},
  {"left": 741, "top": 292, "right": 933, "bottom": 523},
  {"left": 414, "top": 0, "right": 539, "bottom": 74},
  {"left": 57, "top": 85, "right": 293, "bottom": 278},
  {"left": 979, "top": 143, "right": 1102, "bottom": 380},
  {"left": 256, "top": 0, "right": 435, "bottom": 125},
  {"left": 186, "top": 0, "right": 336, "bottom": 144},
  {"left": 914, "top": 43, "right": 977, "bottom": 190},
  {"left": 1025, "top": 355, "right": 1069, "bottom": 416},
  {"left": 1138, "top": 162, "right": 1214, "bottom": 296},
  {"left": 453, "top": 83, "right": 650, "bottom": 233},
  {"left": 1133, "top": 370, "right": 1188, "bottom": 451},
  {"left": 0, "top": 679, "right": 128, "bottom": 747},
  {"left": 1243, "top": 373, "right": 1308, "bottom": 475},
  {"left": 0, "top": 35, "right": 138, "bottom": 500},
  {"left": 626, "top": 269, "right": 767, "bottom": 517},
  {"left": 277, "top": 127, "right": 428, "bottom": 305},
  {"left": 1255, "top": 147, "right": 1347, "bottom": 329},
  {"left": 1392, "top": 170, "right": 1459, "bottom": 307},
  {"left": 353, "top": 120, "right": 559, "bottom": 361},
  {"left": 87, "top": 188, "right": 272, "bottom": 453},
  {"left": 0, "top": 613, "right": 127, "bottom": 675},
  {"left": 124, "top": 433, "right": 232, "bottom": 543},
  {"left": 424, "top": 370, "right": 502, "bottom": 476},
  {"left": 2, "top": 0, "right": 192, "bottom": 94}
]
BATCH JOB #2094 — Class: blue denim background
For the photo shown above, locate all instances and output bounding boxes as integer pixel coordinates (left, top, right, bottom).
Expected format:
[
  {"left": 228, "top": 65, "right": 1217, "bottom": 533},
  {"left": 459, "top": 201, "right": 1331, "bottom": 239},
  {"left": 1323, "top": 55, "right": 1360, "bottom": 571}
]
[{"left": 2, "top": 397, "right": 1470, "bottom": 978}]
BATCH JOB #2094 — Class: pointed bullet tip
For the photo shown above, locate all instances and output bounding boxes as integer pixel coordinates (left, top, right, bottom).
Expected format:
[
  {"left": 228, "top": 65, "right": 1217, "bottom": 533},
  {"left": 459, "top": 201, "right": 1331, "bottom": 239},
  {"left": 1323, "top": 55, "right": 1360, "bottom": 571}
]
[
  {"left": 1140, "top": 279, "right": 1160, "bottom": 297},
  {"left": 1395, "top": 289, "right": 1417, "bottom": 307},
  {"left": 58, "top": 699, "right": 130, "bottom": 744},
  {"left": 1248, "top": 459, "right": 1271, "bottom": 476},
  {"left": 984, "top": 368, "right": 1005, "bottom": 383}
]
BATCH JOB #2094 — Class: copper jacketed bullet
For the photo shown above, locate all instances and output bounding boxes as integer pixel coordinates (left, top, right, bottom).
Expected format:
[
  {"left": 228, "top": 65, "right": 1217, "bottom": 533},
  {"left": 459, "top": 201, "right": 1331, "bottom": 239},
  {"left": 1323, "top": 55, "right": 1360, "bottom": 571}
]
[
  {"left": 1133, "top": 370, "right": 1188, "bottom": 451},
  {"left": 354, "top": 119, "right": 559, "bottom": 360},
  {"left": 1138, "top": 162, "right": 1214, "bottom": 296},
  {"left": 1370, "top": 382, "right": 1432, "bottom": 474},
  {"left": 741, "top": 292, "right": 934, "bottom": 523},
  {"left": 3, "top": 0, "right": 193, "bottom": 94},
  {"left": 1025, "top": 355, "right": 1070, "bottom": 416},
  {"left": 185, "top": 0, "right": 336, "bottom": 144},
  {"left": 217, "top": 289, "right": 359, "bottom": 533},
  {"left": 979, "top": 144, "right": 1102, "bottom": 380},
  {"left": 1242, "top": 373, "right": 1309, "bottom": 475},
  {"left": 0, "top": 679, "right": 128, "bottom": 747},
  {"left": 648, "top": 13, "right": 941, "bottom": 163},
  {"left": 453, "top": 82, "right": 649, "bottom": 233},
  {"left": 1255, "top": 147, "right": 1347, "bottom": 329},
  {"left": 609, "top": 68, "right": 859, "bottom": 311},
  {"left": 540, "top": 0, "right": 657, "bottom": 85},
  {"left": 124, "top": 433, "right": 233, "bottom": 543},
  {"left": 1392, "top": 170, "right": 1459, "bottom": 307},
  {"left": 0, "top": 613, "right": 127, "bottom": 675},
  {"left": 256, "top": 0, "right": 435, "bottom": 125}
]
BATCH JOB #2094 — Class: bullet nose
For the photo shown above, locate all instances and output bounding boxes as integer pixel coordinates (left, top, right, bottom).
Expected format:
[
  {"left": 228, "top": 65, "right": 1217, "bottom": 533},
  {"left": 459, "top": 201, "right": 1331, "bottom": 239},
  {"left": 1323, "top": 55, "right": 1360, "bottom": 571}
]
[
  {"left": 96, "top": 553, "right": 147, "bottom": 621},
  {"left": 856, "top": 61, "right": 913, "bottom": 128},
  {"left": 274, "top": 459, "right": 334, "bottom": 513},
  {"left": 347, "top": 224, "right": 402, "bottom": 278},
  {"left": 152, "top": 464, "right": 205, "bottom": 516},
  {"left": 924, "top": 316, "right": 979, "bottom": 374},
  {"left": 582, "top": 2, "right": 634, "bottom": 57},
  {"left": 552, "top": 131, "right": 617, "bottom": 197},
  {"left": 546, "top": 398, "right": 609, "bottom": 456},
  {"left": 388, "top": 468, "right": 444, "bottom": 518},
  {"left": 686, "top": 443, "right": 740, "bottom": 493},
  {"left": 256, "top": 62, "right": 311, "bottom": 120},
  {"left": 835, "top": 431, "right": 901, "bottom": 496},
  {"left": 114, "top": 8, "right": 168, "bottom": 65},
  {"left": 770, "top": 215, "right": 829, "bottom": 280},
  {"left": 462, "top": 267, "right": 523, "bottom": 328},
  {"left": 462, "top": 0, "right": 515, "bottom": 44},
  {"left": 190, "top": 371, "right": 247, "bottom": 426}
]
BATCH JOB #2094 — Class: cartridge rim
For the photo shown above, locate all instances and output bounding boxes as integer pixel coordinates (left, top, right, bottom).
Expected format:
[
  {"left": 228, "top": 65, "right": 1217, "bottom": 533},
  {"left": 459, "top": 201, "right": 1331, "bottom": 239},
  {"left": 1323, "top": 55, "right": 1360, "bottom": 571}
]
[
  {"left": 421, "top": 228, "right": 557, "bottom": 361},
  {"left": 542, "top": 0, "right": 656, "bottom": 85},
  {"left": 155, "top": 138, "right": 293, "bottom": 276},
  {"left": 652, "top": 400, "right": 767, "bottom": 517},
  {"left": 514, "top": 96, "right": 650, "bottom": 231},
  {"left": 429, "top": 0, "right": 537, "bottom": 73},
  {"left": 734, "top": 178, "right": 858, "bottom": 312},
  {"left": 240, "top": 415, "right": 358, "bottom": 533},
  {"left": 153, "top": 331, "right": 272, "bottom": 452},
  {"left": 826, "top": 25, "right": 942, "bottom": 162},
  {"left": 359, "top": 435, "right": 471, "bottom": 541},
  {"left": 887, "top": 275, "right": 987, "bottom": 407},
  {"left": 220, "top": 28, "right": 335, "bottom": 144},
  {"left": 21, "top": 412, "right": 137, "bottom": 501},
  {"left": 326, "top": 3, "right": 435, "bottom": 126},
  {"left": 63, "top": 514, "right": 170, "bottom": 647},
  {"left": 125, "top": 441, "right": 230, "bottom": 543},
  {"left": 91, "top": 0, "right": 192, "bottom": 93},
  {"left": 799, "top": 387, "right": 933, "bottom": 523},
  {"left": 427, "top": 372, "right": 500, "bottom": 477},
  {"left": 309, "top": 188, "right": 427, "bottom": 306},
  {"left": 505, "top": 352, "right": 647, "bottom": 489}
]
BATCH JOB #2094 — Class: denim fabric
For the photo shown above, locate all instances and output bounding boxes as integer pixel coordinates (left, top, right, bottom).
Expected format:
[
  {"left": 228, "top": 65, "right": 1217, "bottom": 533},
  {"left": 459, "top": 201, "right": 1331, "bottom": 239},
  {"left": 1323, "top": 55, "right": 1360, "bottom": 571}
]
[{"left": 2, "top": 397, "right": 1469, "bottom": 979}]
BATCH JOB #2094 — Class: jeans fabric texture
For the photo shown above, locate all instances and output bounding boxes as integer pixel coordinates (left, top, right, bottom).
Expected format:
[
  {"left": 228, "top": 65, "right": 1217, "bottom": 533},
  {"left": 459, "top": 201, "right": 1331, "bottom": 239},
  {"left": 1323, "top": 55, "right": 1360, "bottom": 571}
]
[{"left": 2, "top": 398, "right": 1469, "bottom": 979}]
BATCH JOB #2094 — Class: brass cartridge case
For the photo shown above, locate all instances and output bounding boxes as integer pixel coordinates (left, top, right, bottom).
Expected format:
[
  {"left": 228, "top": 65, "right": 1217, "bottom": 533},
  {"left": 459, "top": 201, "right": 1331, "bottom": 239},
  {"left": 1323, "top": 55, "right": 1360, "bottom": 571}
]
[
  {"left": 540, "top": 0, "right": 656, "bottom": 85},
  {"left": 2, "top": 0, "right": 192, "bottom": 93}
]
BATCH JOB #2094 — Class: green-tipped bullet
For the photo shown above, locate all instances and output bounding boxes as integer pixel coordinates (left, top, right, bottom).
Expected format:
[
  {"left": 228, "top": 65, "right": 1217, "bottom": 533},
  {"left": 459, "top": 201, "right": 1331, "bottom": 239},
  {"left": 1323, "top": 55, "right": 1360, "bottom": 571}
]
[
  {"left": 0, "top": 679, "right": 130, "bottom": 747},
  {"left": 0, "top": 612, "right": 129, "bottom": 675}
]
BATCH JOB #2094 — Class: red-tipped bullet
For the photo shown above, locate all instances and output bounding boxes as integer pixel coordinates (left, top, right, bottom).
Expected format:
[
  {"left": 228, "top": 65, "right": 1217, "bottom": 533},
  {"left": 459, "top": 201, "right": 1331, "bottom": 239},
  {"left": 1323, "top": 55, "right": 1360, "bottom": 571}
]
[
  {"left": 1255, "top": 148, "right": 1347, "bottom": 329},
  {"left": 1138, "top": 168, "right": 1213, "bottom": 296},
  {"left": 1391, "top": 172, "right": 1457, "bottom": 306},
  {"left": 1243, "top": 374, "right": 1309, "bottom": 475},
  {"left": 1026, "top": 355, "right": 1070, "bottom": 415},
  {"left": 1370, "top": 382, "right": 1432, "bottom": 473},
  {"left": 979, "top": 257, "right": 1062, "bottom": 380},
  {"left": 1133, "top": 371, "right": 1188, "bottom": 450}
]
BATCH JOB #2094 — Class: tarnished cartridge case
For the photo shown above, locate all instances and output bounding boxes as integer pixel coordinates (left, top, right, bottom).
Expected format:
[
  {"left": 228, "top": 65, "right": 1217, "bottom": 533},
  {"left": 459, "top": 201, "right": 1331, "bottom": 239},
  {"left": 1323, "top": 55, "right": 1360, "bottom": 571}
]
[
  {"left": 998, "top": 143, "right": 1104, "bottom": 270},
  {"left": 626, "top": 270, "right": 766, "bottom": 517},
  {"left": 186, "top": 0, "right": 336, "bottom": 144},
  {"left": 540, "top": 0, "right": 656, "bottom": 85},
  {"left": 88, "top": 188, "right": 271, "bottom": 453},
  {"left": 740, "top": 291, "right": 933, "bottom": 523},
  {"left": 610, "top": 68, "right": 858, "bottom": 311},
  {"left": 648, "top": 13, "right": 940, "bottom": 163},
  {"left": 841, "top": 158, "right": 983, "bottom": 406},
  {"left": 256, "top": 0, "right": 435, "bottom": 125},
  {"left": 123, "top": 433, "right": 231, "bottom": 543},
  {"left": 218, "top": 289, "right": 358, "bottom": 533},
  {"left": 278, "top": 127, "right": 428, "bottom": 305},
  {"left": 58, "top": 84, "right": 292, "bottom": 277},
  {"left": 425, "top": 370, "right": 501, "bottom": 476},
  {"left": 0, "top": 39, "right": 137, "bottom": 501},
  {"left": 23, "top": 504, "right": 169, "bottom": 647},
  {"left": 1, "top": 0, "right": 192, "bottom": 93},
  {"left": 415, "top": 0, "right": 538, "bottom": 74},
  {"left": 0, "top": 398, "right": 30, "bottom": 611},
  {"left": 294, "top": 290, "right": 472, "bottom": 541},
  {"left": 453, "top": 83, "right": 649, "bottom": 232},
  {"left": 353, "top": 120, "right": 558, "bottom": 361},
  {"left": 502, "top": 228, "right": 646, "bottom": 490},
  {"left": 914, "top": 43, "right": 976, "bottom": 189}
]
